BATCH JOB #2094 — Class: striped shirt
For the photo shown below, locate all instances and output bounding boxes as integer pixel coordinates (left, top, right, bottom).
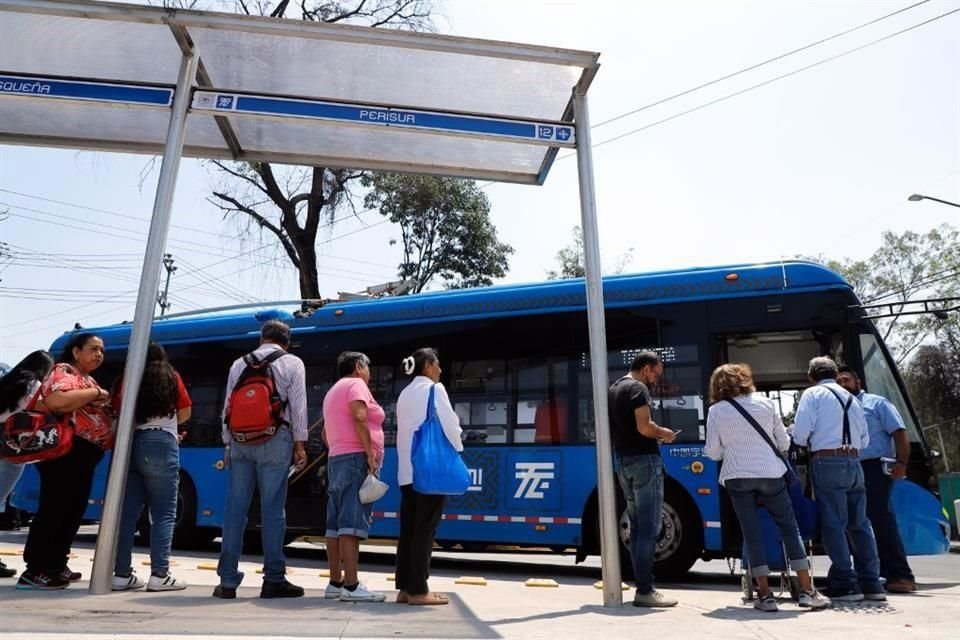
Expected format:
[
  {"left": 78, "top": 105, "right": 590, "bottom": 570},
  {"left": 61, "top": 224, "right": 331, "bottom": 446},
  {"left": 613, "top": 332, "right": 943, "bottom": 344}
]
[
  {"left": 221, "top": 342, "right": 308, "bottom": 444},
  {"left": 704, "top": 394, "right": 789, "bottom": 485}
]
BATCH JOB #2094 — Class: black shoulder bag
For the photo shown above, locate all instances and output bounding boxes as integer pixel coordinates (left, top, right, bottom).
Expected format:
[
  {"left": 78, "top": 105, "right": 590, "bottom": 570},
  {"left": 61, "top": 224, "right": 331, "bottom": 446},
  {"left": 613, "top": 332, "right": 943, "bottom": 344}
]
[{"left": 725, "top": 398, "right": 800, "bottom": 487}]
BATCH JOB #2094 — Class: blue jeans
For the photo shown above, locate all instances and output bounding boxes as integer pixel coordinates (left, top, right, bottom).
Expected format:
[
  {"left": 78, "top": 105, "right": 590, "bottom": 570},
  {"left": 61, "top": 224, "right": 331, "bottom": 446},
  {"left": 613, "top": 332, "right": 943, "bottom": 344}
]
[
  {"left": 0, "top": 458, "right": 24, "bottom": 513},
  {"left": 326, "top": 453, "right": 373, "bottom": 539},
  {"left": 726, "top": 476, "right": 810, "bottom": 577},
  {"left": 616, "top": 454, "right": 664, "bottom": 594},
  {"left": 115, "top": 430, "right": 180, "bottom": 577},
  {"left": 812, "top": 456, "right": 882, "bottom": 593},
  {"left": 217, "top": 428, "right": 293, "bottom": 588}
]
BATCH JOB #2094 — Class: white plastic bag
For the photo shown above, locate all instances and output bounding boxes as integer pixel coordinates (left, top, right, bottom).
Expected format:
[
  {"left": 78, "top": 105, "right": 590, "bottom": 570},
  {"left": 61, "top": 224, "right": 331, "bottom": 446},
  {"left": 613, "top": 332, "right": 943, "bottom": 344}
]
[{"left": 359, "top": 473, "right": 388, "bottom": 504}]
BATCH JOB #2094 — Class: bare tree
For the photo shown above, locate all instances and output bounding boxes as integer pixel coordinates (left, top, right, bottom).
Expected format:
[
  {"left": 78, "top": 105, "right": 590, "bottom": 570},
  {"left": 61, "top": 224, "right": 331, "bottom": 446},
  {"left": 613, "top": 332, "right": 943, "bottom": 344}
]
[{"left": 193, "top": 1, "right": 435, "bottom": 298}]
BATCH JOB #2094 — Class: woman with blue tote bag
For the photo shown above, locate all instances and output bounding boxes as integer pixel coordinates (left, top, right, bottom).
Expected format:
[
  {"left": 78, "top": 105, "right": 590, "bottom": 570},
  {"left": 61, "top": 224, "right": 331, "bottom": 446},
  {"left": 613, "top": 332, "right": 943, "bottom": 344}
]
[{"left": 394, "top": 348, "right": 465, "bottom": 605}]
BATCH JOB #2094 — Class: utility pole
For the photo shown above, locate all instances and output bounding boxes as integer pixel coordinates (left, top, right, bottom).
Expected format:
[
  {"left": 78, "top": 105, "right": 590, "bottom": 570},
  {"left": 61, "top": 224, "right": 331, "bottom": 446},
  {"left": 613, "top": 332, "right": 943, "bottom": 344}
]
[{"left": 157, "top": 253, "right": 177, "bottom": 316}]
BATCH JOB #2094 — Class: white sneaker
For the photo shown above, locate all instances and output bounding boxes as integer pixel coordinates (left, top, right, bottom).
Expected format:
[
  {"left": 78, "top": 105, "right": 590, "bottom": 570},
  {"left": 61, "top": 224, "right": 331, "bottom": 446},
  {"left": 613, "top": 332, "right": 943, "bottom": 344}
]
[
  {"left": 147, "top": 574, "right": 187, "bottom": 592},
  {"left": 340, "top": 583, "right": 386, "bottom": 602},
  {"left": 112, "top": 572, "right": 145, "bottom": 591},
  {"left": 324, "top": 583, "right": 342, "bottom": 599}
]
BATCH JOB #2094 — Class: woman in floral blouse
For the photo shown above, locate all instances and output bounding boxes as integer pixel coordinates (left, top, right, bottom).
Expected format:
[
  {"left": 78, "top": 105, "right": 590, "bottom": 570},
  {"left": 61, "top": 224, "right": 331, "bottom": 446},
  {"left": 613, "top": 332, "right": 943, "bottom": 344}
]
[{"left": 18, "top": 333, "right": 114, "bottom": 590}]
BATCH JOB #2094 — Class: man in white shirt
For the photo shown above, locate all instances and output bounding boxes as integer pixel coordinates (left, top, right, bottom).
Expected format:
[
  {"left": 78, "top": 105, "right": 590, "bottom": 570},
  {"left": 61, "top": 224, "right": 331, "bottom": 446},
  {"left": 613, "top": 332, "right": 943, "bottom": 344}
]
[
  {"left": 214, "top": 320, "right": 308, "bottom": 600},
  {"left": 793, "top": 356, "right": 883, "bottom": 603}
]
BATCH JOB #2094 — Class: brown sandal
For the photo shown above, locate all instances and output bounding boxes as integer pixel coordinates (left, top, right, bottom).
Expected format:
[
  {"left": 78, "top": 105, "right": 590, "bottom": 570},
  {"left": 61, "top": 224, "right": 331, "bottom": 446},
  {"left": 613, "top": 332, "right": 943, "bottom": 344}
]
[{"left": 407, "top": 592, "right": 449, "bottom": 605}]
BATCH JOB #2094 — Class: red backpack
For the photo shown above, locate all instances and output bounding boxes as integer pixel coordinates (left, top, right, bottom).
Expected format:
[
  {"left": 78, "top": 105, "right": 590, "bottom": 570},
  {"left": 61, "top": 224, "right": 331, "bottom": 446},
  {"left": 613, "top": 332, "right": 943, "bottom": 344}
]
[{"left": 225, "top": 350, "right": 288, "bottom": 444}]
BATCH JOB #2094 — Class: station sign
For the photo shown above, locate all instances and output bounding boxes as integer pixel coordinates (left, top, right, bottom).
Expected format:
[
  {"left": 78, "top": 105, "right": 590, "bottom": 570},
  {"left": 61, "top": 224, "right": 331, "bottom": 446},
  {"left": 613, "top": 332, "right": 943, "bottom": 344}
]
[
  {"left": 192, "top": 91, "right": 576, "bottom": 147},
  {"left": 0, "top": 75, "right": 174, "bottom": 107}
]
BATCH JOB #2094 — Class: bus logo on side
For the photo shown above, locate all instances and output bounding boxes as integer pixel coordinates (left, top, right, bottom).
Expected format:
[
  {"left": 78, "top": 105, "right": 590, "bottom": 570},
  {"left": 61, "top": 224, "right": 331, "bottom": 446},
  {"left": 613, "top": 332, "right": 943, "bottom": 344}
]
[
  {"left": 514, "top": 462, "right": 555, "bottom": 499},
  {"left": 467, "top": 467, "right": 483, "bottom": 492}
]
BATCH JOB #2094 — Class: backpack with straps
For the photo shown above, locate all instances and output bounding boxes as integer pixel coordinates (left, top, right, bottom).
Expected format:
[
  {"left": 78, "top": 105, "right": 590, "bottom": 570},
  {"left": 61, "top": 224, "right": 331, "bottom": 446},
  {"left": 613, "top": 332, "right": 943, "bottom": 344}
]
[{"left": 225, "top": 350, "right": 288, "bottom": 444}]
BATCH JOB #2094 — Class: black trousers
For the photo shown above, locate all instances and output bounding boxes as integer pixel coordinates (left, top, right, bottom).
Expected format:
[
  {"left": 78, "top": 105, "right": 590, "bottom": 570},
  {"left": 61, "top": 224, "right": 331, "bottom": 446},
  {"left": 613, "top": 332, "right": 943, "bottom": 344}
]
[
  {"left": 395, "top": 484, "right": 446, "bottom": 596},
  {"left": 862, "top": 458, "right": 914, "bottom": 582},
  {"left": 23, "top": 437, "right": 104, "bottom": 575}
]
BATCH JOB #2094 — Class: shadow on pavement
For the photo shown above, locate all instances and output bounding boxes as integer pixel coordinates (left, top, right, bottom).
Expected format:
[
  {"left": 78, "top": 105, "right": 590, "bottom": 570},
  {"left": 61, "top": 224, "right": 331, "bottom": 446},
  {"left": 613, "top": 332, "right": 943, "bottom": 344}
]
[{"left": 3, "top": 586, "right": 501, "bottom": 639}]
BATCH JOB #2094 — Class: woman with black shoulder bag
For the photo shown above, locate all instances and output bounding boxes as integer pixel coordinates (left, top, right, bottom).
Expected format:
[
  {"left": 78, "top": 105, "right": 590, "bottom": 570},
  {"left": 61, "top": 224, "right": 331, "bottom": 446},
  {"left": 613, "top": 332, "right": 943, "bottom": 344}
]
[{"left": 704, "top": 363, "right": 829, "bottom": 612}]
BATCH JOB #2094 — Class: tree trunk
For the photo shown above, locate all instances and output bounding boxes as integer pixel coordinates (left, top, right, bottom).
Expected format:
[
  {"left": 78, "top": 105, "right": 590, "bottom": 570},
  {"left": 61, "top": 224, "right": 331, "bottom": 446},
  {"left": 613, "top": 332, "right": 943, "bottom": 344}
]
[{"left": 297, "top": 242, "right": 320, "bottom": 299}]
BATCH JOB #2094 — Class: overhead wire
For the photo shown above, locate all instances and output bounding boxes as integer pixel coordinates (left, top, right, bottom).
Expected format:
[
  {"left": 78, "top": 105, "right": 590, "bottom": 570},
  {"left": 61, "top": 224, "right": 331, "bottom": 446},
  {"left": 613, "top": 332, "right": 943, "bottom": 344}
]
[
  {"left": 4, "top": 3, "right": 957, "bottom": 334},
  {"left": 589, "top": 1, "right": 932, "bottom": 131}
]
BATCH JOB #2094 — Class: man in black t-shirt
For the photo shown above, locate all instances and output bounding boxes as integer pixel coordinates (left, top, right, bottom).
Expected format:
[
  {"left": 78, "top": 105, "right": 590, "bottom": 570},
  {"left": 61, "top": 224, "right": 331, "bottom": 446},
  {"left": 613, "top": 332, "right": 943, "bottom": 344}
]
[{"left": 608, "top": 351, "right": 678, "bottom": 608}]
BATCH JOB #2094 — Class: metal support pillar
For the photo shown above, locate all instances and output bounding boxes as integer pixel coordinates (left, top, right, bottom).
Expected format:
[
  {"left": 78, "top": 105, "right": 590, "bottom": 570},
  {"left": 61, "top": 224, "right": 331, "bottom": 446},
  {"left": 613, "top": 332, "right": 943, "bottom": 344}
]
[
  {"left": 89, "top": 51, "right": 198, "bottom": 594},
  {"left": 573, "top": 89, "right": 622, "bottom": 607}
]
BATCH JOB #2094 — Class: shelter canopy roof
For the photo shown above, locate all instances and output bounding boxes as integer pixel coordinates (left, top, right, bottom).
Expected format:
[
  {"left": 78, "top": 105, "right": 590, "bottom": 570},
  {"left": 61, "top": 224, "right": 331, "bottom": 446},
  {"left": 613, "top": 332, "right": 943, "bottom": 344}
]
[{"left": 0, "top": 0, "right": 599, "bottom": 184}]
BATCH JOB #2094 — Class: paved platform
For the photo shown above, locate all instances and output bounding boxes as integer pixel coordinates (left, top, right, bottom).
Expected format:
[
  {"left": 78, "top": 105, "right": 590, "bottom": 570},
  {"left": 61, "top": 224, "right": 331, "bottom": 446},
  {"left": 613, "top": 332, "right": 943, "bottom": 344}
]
[{"left": 1, "top": 531, "right": 958, "bottom": 640}]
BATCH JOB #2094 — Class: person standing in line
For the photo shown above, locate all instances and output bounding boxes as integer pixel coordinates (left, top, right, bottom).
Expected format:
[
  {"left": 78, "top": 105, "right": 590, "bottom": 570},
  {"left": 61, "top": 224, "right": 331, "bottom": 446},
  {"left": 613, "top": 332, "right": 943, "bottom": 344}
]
[
  {"left": 792, "top": 356, "right": 885, "bottom": 603},
  {"left": 394, "top": 348, "right": 463, "bottom": 605},
  {"left": 704, "top": 363, "right": 829, "bottom": 612},
  {"left": 608, "top": 350, "right": 678, "bottom": 608},
  {"left": 0, "top": 351, "right": 55, "bottom": 579},
  {"left": 214, "top": 320, "right": 308, "bottom": 600},
  {"left": 19, "top": 334, "right": 114, "bottom": 590},
  {"left": 836, "top": 364, "right": 917, "bottom": 593},
  {"left": 321, "top": 351, "right": 387, "bottom": 603},
  {"left": 111, "top": 342, "right": 192, "bottom": 592}
]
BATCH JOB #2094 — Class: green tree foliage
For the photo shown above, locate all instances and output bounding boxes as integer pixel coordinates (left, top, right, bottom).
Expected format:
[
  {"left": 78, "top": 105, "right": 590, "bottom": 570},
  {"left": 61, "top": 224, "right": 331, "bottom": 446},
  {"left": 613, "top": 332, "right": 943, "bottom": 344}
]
[
  {"left": 810, "top": 224, "right": 960, "bottom": 364},
  {"left": 195, "top": 1, "right": 435, "bottom": 299},
  {"left": 546, "top": 226, "right": 635, "bottom": 280},
  {"left": 362, "top": 173, "right": 514, "bottom": 293},
  {"left": 905, "top": 331, "right": 960, "bottom": 471}
]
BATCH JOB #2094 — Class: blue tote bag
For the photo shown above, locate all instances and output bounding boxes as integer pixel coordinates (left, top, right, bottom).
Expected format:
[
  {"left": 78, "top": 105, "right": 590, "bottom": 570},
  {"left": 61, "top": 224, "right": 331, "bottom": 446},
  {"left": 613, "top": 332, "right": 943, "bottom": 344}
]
[{"left": 411, "top": 385, "right": 470, "bottom": 495}]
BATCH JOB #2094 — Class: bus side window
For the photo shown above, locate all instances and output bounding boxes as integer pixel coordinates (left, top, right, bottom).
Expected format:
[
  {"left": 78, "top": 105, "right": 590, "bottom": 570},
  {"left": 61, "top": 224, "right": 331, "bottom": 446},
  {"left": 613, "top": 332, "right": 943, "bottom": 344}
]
[
  {"left": 451, "top": 359, "right": 508, "bottom": 445},
  {"left": 513, "top": 357, "right": 570, "bottom": 445},
  {"left": 180, "top": 376, "right": 226, "bottom": 447}
]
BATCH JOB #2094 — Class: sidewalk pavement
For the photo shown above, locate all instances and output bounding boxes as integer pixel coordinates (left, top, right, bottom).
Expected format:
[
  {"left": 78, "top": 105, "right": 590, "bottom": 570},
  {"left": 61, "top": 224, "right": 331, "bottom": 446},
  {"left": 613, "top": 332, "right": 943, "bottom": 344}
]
[{"left": 1, "top": 535, "right": 958, "bottom": 640}]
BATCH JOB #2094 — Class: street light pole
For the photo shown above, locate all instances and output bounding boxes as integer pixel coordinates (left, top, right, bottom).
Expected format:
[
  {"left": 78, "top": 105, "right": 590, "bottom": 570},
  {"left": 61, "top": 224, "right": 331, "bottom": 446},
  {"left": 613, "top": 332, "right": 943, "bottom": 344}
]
[{"left": 908, "top": 194, "right": 960, "bottom": 209}]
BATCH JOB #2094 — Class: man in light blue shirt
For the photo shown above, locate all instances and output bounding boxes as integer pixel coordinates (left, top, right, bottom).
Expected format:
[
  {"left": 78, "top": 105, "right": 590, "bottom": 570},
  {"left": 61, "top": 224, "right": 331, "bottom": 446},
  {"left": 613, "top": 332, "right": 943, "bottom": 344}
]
[
  {"left": 837, "top": 365, "right": 916, "bottom": 593},
  {"left": 793, "top": 356, "right": 883, "bottom": 602}
]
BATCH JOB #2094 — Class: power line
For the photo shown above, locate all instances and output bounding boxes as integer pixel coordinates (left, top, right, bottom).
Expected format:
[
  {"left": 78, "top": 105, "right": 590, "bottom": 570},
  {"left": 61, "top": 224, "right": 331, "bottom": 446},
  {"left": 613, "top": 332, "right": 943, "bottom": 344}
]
[
  {"left": 0, "top": 188, "right": 239, "bottom": 241},
  {"left": 581, "top": 6, "right": 960, "bottom": 153},
  {"left": 591, "top": 1, "right": 931, "bottom": 130}
]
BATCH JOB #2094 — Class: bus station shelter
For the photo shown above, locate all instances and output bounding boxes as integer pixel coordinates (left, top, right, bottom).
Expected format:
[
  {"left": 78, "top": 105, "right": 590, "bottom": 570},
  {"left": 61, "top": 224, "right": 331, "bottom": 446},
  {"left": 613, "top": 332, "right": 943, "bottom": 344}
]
[{"left": 0, "top": 0, "right": 622, "bottom": 604}]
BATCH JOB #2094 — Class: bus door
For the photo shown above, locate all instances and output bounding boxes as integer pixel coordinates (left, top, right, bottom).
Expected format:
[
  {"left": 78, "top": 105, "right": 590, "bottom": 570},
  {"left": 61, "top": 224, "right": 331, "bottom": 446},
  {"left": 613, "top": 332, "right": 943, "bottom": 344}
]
[{"left": 711, "top": 329, "right": 837, "bottom": 556}]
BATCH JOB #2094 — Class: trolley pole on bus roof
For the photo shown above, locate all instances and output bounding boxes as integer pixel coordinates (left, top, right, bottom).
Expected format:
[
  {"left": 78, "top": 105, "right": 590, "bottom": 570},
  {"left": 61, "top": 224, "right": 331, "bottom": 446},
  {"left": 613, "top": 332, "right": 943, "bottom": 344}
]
[
  {"left": 89, "top": 51, "right": 199, "bottom": 595},
  {"left": 573, "top": 89, "right": 623, "bottom": 607}
]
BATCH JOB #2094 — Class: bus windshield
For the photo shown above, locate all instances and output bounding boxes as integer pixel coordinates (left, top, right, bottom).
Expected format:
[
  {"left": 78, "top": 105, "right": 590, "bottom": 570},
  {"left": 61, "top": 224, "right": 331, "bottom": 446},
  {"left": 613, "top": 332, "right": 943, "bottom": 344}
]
[{"left": 860, "top": 333, "right": 920, "bottom": 442}]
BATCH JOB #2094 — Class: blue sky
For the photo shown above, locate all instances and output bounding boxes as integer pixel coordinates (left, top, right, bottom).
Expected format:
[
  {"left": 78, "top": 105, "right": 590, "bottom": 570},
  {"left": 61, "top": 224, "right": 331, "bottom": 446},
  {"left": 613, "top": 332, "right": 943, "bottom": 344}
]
[{"left": 1, "top": 0, "right": 958, "bottom": 366}]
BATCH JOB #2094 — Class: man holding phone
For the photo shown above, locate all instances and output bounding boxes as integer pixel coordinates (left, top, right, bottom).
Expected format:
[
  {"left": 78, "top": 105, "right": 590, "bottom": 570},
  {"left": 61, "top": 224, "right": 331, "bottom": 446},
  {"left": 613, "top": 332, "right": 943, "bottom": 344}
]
[
  {"left": 608, "top": 350, "right": 678, "bottom": 608},
  {"left": 837, "top": 365, "right": 917, "bottom": 594}
]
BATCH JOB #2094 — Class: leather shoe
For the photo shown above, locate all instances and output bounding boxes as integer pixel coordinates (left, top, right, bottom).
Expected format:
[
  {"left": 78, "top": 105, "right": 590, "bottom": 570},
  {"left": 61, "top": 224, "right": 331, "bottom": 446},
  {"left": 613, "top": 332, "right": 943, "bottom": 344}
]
[
  {"left": 212, "top": 584, "right": 237, "bottom": 599},
  {"left": 885, "top": 579, "right": 918, "bottom": 593},
  {"left": 260, "top": 579, "right": 304, "bottom": 599}
]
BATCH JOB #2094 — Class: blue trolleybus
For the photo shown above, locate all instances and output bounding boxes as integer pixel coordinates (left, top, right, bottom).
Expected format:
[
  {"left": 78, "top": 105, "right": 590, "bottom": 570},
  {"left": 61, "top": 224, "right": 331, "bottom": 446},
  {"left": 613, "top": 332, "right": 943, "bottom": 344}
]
[{"left": 13, "top": 261, "right": 950, "bottom": 576}]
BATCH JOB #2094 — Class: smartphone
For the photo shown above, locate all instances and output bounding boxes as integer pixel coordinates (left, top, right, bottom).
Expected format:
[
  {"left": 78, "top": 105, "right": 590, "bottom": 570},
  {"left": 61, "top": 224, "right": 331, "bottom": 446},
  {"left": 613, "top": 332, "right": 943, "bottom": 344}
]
[{"left": 880, "top": 457, "right": 897, "bottom": 476}]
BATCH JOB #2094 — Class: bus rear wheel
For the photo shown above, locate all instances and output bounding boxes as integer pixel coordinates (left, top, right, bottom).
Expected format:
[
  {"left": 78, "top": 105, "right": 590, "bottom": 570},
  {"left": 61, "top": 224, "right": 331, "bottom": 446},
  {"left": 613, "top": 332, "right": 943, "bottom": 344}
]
[{"left": 136, "top": 474, "right": 216, "bottom": 551}]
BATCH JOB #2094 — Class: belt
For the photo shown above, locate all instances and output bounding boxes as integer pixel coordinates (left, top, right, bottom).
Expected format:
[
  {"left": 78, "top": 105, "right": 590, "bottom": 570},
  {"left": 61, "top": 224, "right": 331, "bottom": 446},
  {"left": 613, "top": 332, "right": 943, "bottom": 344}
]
[{"left": 813, "top": 448, "right": 859, "bottom": 458}]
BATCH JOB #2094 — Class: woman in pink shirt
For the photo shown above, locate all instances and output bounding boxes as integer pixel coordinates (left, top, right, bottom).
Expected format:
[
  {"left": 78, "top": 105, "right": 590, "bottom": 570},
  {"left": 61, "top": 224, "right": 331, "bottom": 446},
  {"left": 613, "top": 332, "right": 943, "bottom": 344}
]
[{"left": 321, "top": 351, "right": 386, "bottom": 603}]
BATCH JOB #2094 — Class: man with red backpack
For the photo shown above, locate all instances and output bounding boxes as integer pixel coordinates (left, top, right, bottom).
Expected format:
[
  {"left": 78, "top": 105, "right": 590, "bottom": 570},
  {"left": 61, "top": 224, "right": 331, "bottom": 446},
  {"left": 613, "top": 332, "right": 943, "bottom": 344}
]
[{"left": 214, "top": 320, "right": 308, "bottom": 600}]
